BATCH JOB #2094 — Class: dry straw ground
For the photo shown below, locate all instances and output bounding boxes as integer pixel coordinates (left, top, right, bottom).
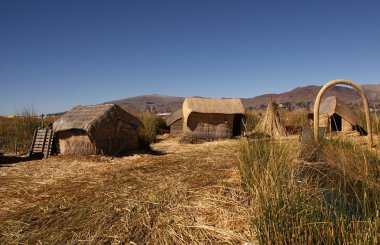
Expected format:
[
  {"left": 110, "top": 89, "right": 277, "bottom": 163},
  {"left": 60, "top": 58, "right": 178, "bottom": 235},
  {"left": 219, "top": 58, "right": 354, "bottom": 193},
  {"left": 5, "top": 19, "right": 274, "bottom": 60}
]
[
  {"left": 0, "top": 138, "right": 255, "bottom": 244},
  {"left": 1, "top": 122, "right": 379, "bottom": 244}
]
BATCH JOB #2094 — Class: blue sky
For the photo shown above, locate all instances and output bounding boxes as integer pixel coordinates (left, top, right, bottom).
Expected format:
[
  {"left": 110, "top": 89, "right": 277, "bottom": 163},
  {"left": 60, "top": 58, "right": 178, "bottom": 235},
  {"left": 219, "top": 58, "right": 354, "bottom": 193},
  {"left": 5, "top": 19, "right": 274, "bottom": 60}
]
[{"left": 1, "top": 0, "right": 380, "bottom": 115}]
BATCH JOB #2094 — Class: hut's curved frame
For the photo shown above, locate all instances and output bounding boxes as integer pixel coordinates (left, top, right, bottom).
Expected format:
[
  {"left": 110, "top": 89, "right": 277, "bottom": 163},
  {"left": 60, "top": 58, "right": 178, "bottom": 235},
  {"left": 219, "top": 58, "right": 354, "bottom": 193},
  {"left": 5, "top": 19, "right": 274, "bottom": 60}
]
[{"left": 313, "top": 79, "right": 372, "bottom": 147}]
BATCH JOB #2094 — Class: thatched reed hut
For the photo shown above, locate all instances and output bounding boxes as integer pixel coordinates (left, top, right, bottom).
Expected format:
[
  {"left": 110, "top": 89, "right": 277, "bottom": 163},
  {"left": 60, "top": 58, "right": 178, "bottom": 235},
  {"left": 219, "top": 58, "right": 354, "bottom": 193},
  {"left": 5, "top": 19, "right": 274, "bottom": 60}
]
[
  {"left": 166, "top": 109, "right": 183, "bottom": 136},
  {"left": 53, "top": 104, "right": 143, "bottom": 155},
  {"left": 318, "top": 96, "right": 366, "bottom": 134},
  {"left": 182, "top": 98, "right": 245, "bottom": 139},
  {"left": 254, "top": 100, "right": 287, "bottom": 138}
]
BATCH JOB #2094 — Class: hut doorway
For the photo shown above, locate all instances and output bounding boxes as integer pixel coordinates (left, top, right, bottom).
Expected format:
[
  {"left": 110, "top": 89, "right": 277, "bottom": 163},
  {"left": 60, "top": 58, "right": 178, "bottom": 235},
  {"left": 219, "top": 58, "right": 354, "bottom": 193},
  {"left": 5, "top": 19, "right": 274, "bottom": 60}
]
[
  {"left": 331, "top": 113, "right": 342, "bottom": 131},
  {"left": 233, "top": 114, "right": 244, "bottom": 136}
]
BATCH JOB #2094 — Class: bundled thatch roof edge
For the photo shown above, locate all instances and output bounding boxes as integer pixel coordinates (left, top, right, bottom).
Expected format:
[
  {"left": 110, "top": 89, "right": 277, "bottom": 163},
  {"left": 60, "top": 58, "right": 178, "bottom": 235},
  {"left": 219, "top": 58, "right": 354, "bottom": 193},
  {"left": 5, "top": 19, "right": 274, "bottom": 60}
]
[{"left": 53, "top": 104, "right": 143, "bottom": 141}]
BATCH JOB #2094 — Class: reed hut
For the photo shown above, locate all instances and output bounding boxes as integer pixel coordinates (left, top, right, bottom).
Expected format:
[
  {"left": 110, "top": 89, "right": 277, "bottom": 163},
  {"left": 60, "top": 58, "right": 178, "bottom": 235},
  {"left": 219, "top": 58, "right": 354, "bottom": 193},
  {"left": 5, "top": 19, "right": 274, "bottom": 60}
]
[
  {"left": 254, "top": 100, "right": 287, "bottom": 138},
  {"left": 318, "top": 96, "right": 366, "bottom": 134},
  {"left": 182, "top": 98, "right": 245, "bottom": 139},
  {"left": 53, "top": 104, "right": 143, "bottom": 155},
  {"left": 166, "top": 109, "right": 183, "bottom": 136}
]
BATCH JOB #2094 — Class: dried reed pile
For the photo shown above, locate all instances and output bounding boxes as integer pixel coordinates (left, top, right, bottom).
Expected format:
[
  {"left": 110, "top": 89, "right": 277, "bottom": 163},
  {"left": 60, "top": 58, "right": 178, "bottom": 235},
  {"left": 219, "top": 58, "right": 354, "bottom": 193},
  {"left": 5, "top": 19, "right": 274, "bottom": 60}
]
[{"left": 254, "top": 100, "right": 287, "bottom": 138}]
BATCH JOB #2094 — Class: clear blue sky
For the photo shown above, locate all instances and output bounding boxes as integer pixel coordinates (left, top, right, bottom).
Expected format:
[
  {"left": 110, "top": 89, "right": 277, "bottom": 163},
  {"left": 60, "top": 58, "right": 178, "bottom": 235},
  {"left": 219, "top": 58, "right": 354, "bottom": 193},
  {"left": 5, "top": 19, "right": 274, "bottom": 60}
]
[{"left": 1, "top": 0, "right": 380, "bottom": 115}]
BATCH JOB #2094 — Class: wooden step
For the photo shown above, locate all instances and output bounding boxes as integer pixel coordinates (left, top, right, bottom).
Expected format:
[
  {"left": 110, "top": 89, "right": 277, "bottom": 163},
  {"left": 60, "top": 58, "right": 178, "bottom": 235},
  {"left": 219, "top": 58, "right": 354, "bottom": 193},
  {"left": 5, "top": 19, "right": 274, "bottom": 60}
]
[{"left": 29, "top": 128, "right": 54, "bottom": 158}]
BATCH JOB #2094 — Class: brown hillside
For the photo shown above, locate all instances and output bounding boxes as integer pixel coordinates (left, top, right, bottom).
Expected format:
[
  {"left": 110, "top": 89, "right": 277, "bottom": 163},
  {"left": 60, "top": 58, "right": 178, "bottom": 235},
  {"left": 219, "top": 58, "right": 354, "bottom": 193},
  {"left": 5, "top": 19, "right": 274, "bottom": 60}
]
[
  {"left": 105, "top": 85, "right": 380, "bottom": 112},
  {"left": 242, "top": 85, "right": 365, "bottom": 110},
  {"left": 108, "top": 94, "right": 185, "bottom": 112},
  {"left": 362, "top": 84, "right": 380, "bottom": 103}
]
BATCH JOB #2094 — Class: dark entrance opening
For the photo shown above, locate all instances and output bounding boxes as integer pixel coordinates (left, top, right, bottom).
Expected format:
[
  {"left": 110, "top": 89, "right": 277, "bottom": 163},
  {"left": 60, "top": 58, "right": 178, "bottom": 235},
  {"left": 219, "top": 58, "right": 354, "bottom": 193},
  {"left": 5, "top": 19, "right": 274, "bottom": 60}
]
[
  {"left": 331, "top": 113, "right": 342, "bottom": 131},
  {"left": 233, "top": 114, "right": 244, "bottom": 136}
]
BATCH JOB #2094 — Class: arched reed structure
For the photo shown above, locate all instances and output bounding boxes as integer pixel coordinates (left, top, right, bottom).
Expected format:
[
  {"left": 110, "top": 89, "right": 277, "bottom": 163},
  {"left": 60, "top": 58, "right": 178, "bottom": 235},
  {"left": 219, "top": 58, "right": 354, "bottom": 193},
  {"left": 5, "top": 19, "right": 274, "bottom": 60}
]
[{"left": 313, "top": 79, "right": 373, "bottom": 147}]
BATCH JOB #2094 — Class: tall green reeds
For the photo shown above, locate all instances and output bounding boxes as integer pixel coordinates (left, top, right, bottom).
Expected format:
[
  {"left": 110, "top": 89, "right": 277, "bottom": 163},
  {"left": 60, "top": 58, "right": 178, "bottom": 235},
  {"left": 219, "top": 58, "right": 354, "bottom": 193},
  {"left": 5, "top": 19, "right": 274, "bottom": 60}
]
[
  {"left": 238, "top": 138, "right": 380, "bottom": 244},
  {"left": 0, "top": 106, "right": 41, "bottom": 154}
]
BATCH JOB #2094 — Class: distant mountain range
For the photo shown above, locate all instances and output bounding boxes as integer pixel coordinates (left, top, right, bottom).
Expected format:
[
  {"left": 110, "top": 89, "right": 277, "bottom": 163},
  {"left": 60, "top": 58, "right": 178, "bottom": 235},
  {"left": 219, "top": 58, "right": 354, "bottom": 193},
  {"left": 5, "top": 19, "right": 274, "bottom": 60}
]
[{"left": 106, "top": 84, "right": 380, "bottom": 113}]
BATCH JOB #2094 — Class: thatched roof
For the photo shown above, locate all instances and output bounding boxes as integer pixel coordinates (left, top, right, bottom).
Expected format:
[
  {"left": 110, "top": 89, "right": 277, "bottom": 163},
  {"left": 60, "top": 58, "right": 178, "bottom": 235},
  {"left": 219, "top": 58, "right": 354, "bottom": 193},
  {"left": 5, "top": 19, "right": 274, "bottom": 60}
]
[
  {"left": 53, "top": 104, "right": 143, "bottom": 141},
  {"left": 183, "top": 97, "right": 244, "bottom": 124},
  {"left": 319, "top": 96, "right": 358, "bottom": 125},
  {"left": 166, "top": 109, "right": 183, "bottom": 127},
  {"left": 254, "top": 100, "right": 287, "bottom": 138}
]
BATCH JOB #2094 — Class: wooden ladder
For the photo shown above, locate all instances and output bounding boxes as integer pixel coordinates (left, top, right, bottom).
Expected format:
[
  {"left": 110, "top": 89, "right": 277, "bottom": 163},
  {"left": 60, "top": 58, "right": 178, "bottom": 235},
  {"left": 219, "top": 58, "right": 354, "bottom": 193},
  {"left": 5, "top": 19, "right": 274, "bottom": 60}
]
[{"left": 29, "top": 128, "right": 54, "bottom": 158}]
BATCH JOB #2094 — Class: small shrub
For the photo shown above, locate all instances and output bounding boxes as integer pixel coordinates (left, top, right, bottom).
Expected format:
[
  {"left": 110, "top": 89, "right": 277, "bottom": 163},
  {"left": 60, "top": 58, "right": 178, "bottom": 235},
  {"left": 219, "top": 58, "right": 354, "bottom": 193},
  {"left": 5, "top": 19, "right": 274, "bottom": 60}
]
[
  {"left": 155, "top": 116, "right": 169, "bottom": 135},
  {"left": 244, "top": 112, "right": 260, "bottom": 131},
  {"left": 137, "top": 112, "right": 160, "bottom": 149}
]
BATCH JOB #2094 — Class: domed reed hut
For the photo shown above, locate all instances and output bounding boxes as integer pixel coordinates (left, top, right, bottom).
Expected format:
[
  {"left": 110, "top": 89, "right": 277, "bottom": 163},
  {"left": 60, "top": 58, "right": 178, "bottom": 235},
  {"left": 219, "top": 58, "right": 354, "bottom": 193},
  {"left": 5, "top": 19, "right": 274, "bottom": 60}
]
[
  {"left": 182, "top": 98, "right": 245, "bottom": 139},
  {"left": 166, "top": 109, "right": 183, "bottom": 137},
  {"left": 318, "top": 96, "right": 366, "bottom": 135},
  {"left": 53, "top": 104, "right": 143, "bottom": 156}
]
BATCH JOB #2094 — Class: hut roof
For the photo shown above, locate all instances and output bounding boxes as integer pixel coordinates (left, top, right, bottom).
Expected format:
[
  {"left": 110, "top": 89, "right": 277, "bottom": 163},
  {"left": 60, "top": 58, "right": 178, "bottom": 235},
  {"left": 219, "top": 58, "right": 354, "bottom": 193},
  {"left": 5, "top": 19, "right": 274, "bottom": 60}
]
[
  {"left": 183, "top": 97, "right": 244, "bottom": 115},
  {"left": 319, "top": 96, "right": 358, "bottom": 125},
  {"left": 254, "top": 100, "right": 287, "bottom": 138},
  {"left": 166, "top": 109, "right": 183, "bottom": 126},
  {"left": 53, "top": 104, "right": 143, "bottom": 141}
]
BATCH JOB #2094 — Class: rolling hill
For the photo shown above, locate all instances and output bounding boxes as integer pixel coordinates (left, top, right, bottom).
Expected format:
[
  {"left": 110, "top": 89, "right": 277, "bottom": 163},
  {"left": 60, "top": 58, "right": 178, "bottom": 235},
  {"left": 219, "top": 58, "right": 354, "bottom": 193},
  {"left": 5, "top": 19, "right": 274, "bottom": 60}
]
[
  {"left": 106, "top": 84, "right": 380, "bottom": 112},
  {"left": 107, "top": 94, "right": 185, "bottom": 112}
]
